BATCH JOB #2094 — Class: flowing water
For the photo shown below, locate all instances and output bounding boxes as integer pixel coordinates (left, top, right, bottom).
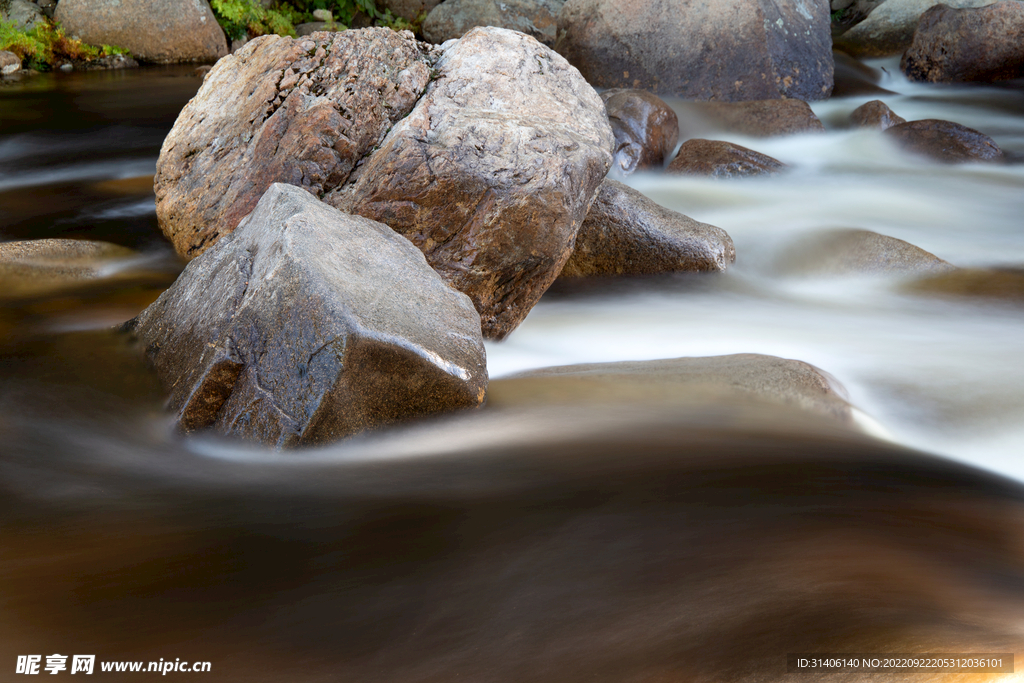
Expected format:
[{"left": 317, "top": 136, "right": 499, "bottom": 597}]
[{"left": 2, "top": 62, "right": 1024, "bottom": 680}]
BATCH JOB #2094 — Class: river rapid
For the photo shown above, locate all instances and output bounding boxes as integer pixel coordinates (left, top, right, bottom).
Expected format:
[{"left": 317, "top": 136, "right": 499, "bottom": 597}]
[{"left": 1, "top": 62, "right": 1024, "bottom": 680}]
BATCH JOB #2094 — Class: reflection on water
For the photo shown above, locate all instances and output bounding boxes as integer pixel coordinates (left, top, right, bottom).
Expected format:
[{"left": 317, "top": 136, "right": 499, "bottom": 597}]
[{"left": 2, "top": 61, "right": 1024, "bottom": 680}]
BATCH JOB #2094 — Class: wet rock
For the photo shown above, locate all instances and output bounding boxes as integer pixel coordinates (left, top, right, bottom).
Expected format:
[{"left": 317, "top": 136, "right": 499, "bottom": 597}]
[
  {"left": 130, "top": 183, "right": 488, "bottom": 448},
  {"left": 886, "top": 119, "right": 1004, "bottom": 163},
  {"left": 155, "top": 29, "right": 438, "bottom": 259},
  {"left": 666, "top": 139, "right": 787, "bottom": 179},
  {"left": 379, "top": 0, "right": 444, "bottom": 21},
  {"left": 834, "top": 0, "right": 1000, "bottom": 58},
  {"left": 0, "top": 0, "right": 45, "bottom": 31},
  {"left": 327, "top": 27, "right": 613, "bottom": 340},
  {"left": 601, "top": 89, "right": 679, "bottom": 176},
  {"left": 556, "top": 0, "right": 833, "bottom": 101},
  {"left": 487, "top": 354, "right": 855, "bottom": 425},
  {"left": 771, "top": 229, "right": 955, "bottom": 277},
  {"left": 850, "top": 100, "right": 906, "bottom": 130},
  {"left": 559, "top": 180, "right": 734, "bottom": 278},
  {"left": 1, "top": 50, "right": 21, "bottom": 76},
  {"left": 904, "top": 267, "right": 1024, "bottom": 303},
  {"left": 689, "top": 99, "right": 826, "bottom": 137},
  {"left": 902, "top": 2, "right": 1024, "bottom": 84},
  {"left": 423, "top": 0, "right": 563, "bottom": 45},
  {"left": 54, "top": 0, "right": 228, "bottom": 64},
  {"left": 831, "top": 50, "right": 896, "bottom": 97},
  {"left": 0, "top": 239, "right": 139, "bottom": 298}
]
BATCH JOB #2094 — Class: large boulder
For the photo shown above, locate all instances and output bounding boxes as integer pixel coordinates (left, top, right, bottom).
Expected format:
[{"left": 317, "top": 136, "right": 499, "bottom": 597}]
[
  {"left": 327, "top": 28, "right": 613, "bottom": 339},
  {"left": 902, "top": 1, "right": 1024, "bottom": 83},
  {"left": 885, "top": 119, "right": 1004, "bottom": 163},
  {"left": 556, "top": 0, "right": 834, "bottom": 101},
  {"left": 601, "top": 89, "right": 679, "bottom": 176},
  {"left": 559, "top": 180, "right": 735, "bottom": 278},
  {"left": 155, "top": 29, "right": 438, "bottom": 259},
  {"left": 54, "top": 0, "right": 228, "bottom": 63},
  {"left": 129, "top": 183, "right": 488, "bottom": 448},
  {"left": 834, "top": 0, "right": 1001, "bottom": 58},
  {"left": 423, "top": 0, "right": 563, "bottom": 46},
  {"left": 0, "top": 0, "right": 45, "bottom": 32},
  {"left": 667, "top": 139, "right": 787, "bottom": 178},
  {"left": 688, "top": 99, "right": 826, "bottom": 137}
]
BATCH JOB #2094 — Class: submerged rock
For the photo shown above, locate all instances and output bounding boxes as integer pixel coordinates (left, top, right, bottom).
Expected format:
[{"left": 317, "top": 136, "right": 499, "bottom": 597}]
[
  {"left": 155, "top": 29, "right": 437, "bottom": 259},
  {"left": 771, "top": 229, "right": 955, "bottom": 277},
  {"left": 327, "top": 27, "right": 613, "bottom": 340},
  {"left": 834, "top": 0, "right": 1000, "bottom": 58},
  {"left": 557, "top": 0, "right": 833, "bottom": 101},
  {"left": 0, "top": 239, "right": 137, "bottom": 298},
  {"left": 487, "top": 354, "right": 855, "bottom": 425},
  {"left": 666, "top": 139, "right": 787, "bottom": 179},
  {"left": 559, "top": 180, "right": 734, "bottom": 278},
  {"left": 831, "top": 50, "right": 895, "bottom": 97},
  {"left": 904, "top": 267, "right": 1024, "bottom": 304},
  {"left": 689, "top": 99, "right": 826, "bottom": 137},
  {"left": 130, "top": 184, "right": 487, "bottom": 448},
  {"left": 423, "top": 0, "right": 563, "bottom": 45},
  {"left": 902, "top": 2, "right": 1024, "bottom": 84},
  {"left": 54, "top": 0, "right": 228, "bottom": 63},
  {"left": 602, "top": 89, "right": 679, "bottom": 176},
  {"left": 885, "top": 119, "right": 1004, "bottom": 163},
  {"left": 850, "top": 100, "right": 906, "bottom": 130}
]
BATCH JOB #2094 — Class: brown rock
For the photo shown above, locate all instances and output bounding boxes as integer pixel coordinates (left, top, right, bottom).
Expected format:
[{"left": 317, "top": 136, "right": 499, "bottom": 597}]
[
  {"left": 559, "top": 180, "right": 734, "bottom": 278},
  {"left": 834, "top": 0, "right": 1000, "bottom": 58},
  {"left": 771, "top": 229, "right": 955, "bottom": 277},
  {"left": 849, "top": 100, "right": 906, "bottom": 130},
  {"left": 487, "top": 354, "right": 855, "bottom": 425},
  {"left": 154, "top": 29, "right": 438, "bottom": 259},
  {"left": 904, "top": 267, "right": 1024, "bottom": 303},
  {"left": 53, "top": 0, "right": 228, "bottom": 64},
  {"left": 378, "top": 0, "right": 444, "bottom": 21},
  {"left": 690, "top": 99, "right": 826, "bottom": 137},
  {"left": 667, "top": 139, "right": 787, "bottom": 179},
  {"left": 902, "top": 1, "right": 1024, "bottom": 84},
  {"left": 831, "top": 50, "right": 896, "bottom": 97},
  {"left": 130, "top": 183, "right": 488, "bottom": 448},
  {"left": 327, "top": 28, "right": 613, "bottom": 340},
  {"left": 601, "top": 89, "right": 679, "bottom": 176},
  {"left": 885, "top": 119, "right": 1004, "bottom": 163},
  {"left": 422, "top": 0, "right": 563, "bottom": 46},
  {"left": 0, "top": 50, "right": 21, "bottom": 75},
  {"left": 0, "top": 239, "right": 136, "bottom": 298},
  {"left": 556, "top": 0, "right": 834, "bottom": 101}
]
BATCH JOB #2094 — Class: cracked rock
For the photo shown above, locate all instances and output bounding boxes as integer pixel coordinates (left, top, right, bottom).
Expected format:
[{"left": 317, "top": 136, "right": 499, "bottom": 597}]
[{"left": 130, "top": 183, "right": 487, "bottom": 448}]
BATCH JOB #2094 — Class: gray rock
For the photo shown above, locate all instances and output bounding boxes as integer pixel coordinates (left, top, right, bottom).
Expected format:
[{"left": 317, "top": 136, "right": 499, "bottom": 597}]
[
  {"left": 0, "top": 0, "right": 45, "bottom": 31},
  {"left": 886, "top": 119, "right": 1004, "bottom": 163},
  {"left": 902, "top": 1, "right": 1024, "bottom": 83},
  {"left": 667, "top": 139, "right": 787, "bottom": 179},
  {"left": 378, "top": 0, "right": 444, "bottom": 21},
  {"left": 557, "top": 0, "right": 834, "bottom": 101},
  {"left": 0, "top": 50, "right": 20, "bottom": 75},
  {"left": 601, "top": 89, "right": 679, "bottom": 176},
  {"left": 560, "top": 180, "right": 734, "bottom": 278},
  {"left": 771, "top": 229, "right": 955, "bottom": 277},
  {"left": 326, "top": 27, "right": 613, "bottom": 340},
  {"left": 54, "top": 0, "right": 228, "bottom": 63},
  {"left": 423, "top": 0, "right": 563, "bottom": 45},
  {"left": 155, "top": 29, "right": 438, "bottom": 259},
  {"left": 835, "top": 0, "right": 1001, "bottom": 58},
  {"left": 688, "top": 99, "right": 826, "bottom": 137},
  {"left": 294, "top": 21, "right": 331, "bottom": 36},
  {"left": 850, "top": 100, "right": 906, "bottom": 130},
  {"left": 130, "top": 183, "right": 488, "bottom": 448},
  {"left": 487, "top": 354, "right": 855, "bottom": 425}
]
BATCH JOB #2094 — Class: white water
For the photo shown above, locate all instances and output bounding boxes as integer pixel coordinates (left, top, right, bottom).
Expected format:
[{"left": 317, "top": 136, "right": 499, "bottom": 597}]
[{"left": 488, "top": 65, "right": 1024, "bottom": 482}]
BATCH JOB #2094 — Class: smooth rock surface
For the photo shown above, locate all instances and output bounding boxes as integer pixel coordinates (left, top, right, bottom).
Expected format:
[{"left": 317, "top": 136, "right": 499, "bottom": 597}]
[
  {"left": 771, "top": 229, "right": 955, "bottom": 277},
  {"left": 904, "top": 267, "right": 1024, "bottom": 303},
  {"left": 54, "top": 0, "right": 228, "bottom": 63},
  {"left": 556, "top": 0, "right": 834, "bottom": 101},
  {"left": 832, "top": 50, "right": 895, "bottom": 97},
  {"left": 902, "top": 1, "right": 1024, "bottom": 83},
  {"left": 0, "top": 239, "right": 137, "bottom": 298},
  {"left": 850, "top": 100, "right": 906, "bottom": 130},
  {"left": 667, "top": 139, "right": 787, "bottom": 178},
  {"left": 601, "top": 89, "right": 679, "bottom": 176},
  {"left": 487, "top": 354, "right": 855, "bottom": 425},
  {"left": 834, "top": 0, "right": 1000, "bottom": 58},
  {"left": 0, "top": 0, "right": 45, "bottom": 31},
  {"left": 886, "top": 119, "right": 1004, "bottom": 162},
  {"left": 423, "top": 0, "right": 563, "bottom": 45},
  {"left": 327, "top": 27, "right": 613, "bottom": 340},
  {"left": 689, "top": 99, "right": 826, "bottom": 137},
  {"left": 559, "top": 180, "right": 735, "bottom": 278},
  {"left": 131, "top": 184, "right": 488, "bottom": 448},
  {"left": 155, "top": 29, "right": 437, "bottom": 259},
  {"left": 0, "top": 50, "right": 20, "bottom": 75}
]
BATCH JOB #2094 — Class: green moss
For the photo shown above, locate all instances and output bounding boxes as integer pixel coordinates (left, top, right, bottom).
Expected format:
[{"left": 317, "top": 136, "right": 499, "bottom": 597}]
[
  {"left": 211, "top": 0, "right": 420, "bottom": 42},
  {"left": 1, "top": 18, "right": 131, "bottom": 70},
  {"left": 210, "top": 0, "right": 297, "bottom": 41}
]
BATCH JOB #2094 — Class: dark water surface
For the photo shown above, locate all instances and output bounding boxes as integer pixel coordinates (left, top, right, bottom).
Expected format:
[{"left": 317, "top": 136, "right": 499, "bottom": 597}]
[{"left": 2, "top": 65, "right": 1024, "bottom": 681}]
